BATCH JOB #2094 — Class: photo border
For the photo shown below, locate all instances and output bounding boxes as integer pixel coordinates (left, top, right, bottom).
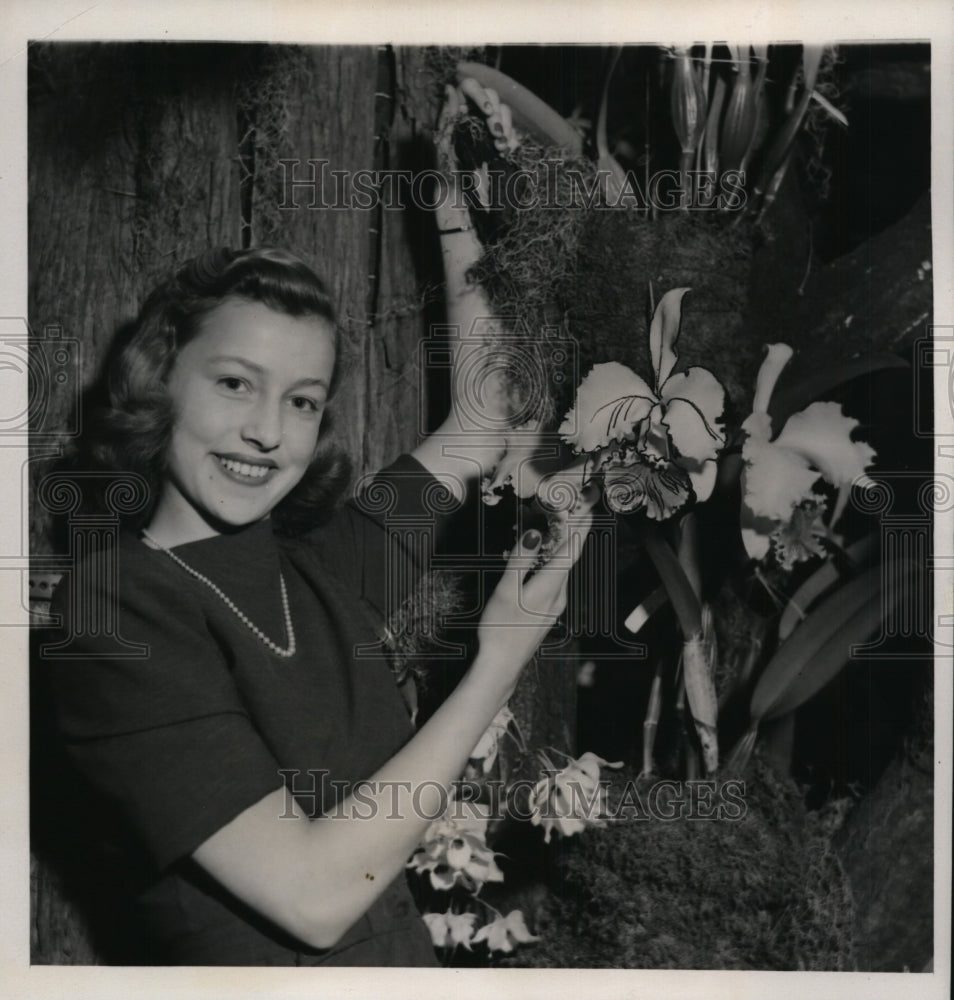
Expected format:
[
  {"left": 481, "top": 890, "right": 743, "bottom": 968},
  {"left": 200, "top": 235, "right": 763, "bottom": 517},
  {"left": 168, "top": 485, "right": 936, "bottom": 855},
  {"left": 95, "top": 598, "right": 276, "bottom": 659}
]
[{"left": 2, "top": 2, "right": 951, "bottom": 998}]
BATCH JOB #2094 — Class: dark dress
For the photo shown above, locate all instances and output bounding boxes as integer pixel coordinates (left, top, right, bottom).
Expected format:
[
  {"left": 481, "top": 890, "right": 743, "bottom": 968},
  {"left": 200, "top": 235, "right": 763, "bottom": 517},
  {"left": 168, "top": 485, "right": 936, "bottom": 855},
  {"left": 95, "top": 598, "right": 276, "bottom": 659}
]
[{"left": 44, "top": 455, "right": 447, "bottom": 966}]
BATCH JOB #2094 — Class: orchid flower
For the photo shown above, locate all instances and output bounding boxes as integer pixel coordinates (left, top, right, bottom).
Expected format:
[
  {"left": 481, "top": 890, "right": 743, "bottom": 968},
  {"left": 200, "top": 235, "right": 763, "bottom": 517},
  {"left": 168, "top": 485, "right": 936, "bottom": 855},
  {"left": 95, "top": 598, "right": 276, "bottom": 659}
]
[
  {"left": 560, "top": 288, "right": 726, "bottom": 519},
  {"left": 741, "top": 343, "right": 877, "bottom": 567},
  {"left": 529, "top": 751, "right": 622, "bottom": 843},
  {"left": 423, "top": 910, "right": 479, "bottom": 951},
  {"left": 471, "top": 909, "right": 540, "bottom": 953},
  {"left": 407, "top": 798, "right": 504, "bottom": 892},
  {"left": 469, "top": 705, "right": 515, "bottom": 773}
]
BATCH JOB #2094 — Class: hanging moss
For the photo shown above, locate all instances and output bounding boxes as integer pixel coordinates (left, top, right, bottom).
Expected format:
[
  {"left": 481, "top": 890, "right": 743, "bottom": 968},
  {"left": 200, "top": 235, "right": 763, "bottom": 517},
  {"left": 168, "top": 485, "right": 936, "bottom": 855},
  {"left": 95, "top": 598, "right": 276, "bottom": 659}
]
[{"left": 462, "top": 120, "right": 761, "bottom": 426}]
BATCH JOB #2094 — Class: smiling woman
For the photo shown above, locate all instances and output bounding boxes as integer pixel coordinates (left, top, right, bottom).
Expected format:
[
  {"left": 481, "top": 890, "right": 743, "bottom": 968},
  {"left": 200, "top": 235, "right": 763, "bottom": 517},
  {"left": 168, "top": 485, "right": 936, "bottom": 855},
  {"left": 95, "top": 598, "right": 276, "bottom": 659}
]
[
  {"left": 152, "top": 298, "right": 336, "bottom": 544},
  {"left": 40, "top": 244, "right": 595, "bottom": 965}
]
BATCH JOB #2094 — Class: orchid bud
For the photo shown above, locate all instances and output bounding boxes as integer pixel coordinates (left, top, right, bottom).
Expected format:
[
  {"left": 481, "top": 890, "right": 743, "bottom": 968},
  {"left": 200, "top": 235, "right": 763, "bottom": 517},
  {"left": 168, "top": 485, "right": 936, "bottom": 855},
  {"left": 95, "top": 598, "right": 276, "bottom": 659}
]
[{"left": 670, "top": 47, "right": 707, "bottom": 154}]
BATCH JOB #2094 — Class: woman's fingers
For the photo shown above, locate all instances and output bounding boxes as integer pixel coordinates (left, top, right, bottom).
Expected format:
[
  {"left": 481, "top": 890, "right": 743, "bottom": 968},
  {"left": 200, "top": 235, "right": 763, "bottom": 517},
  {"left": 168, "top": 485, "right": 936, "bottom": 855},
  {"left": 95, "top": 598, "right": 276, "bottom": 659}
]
[
  {"left": 496, "top": 528, "right": 544, "bottom": 603},
  {"left": 458, "top": 78, "right": 518, "bottom": 154},
  {"left": 521, "top": 505, "right": 595, "bottom": 616},
  {"left": 460, "top": 77, "right": 499, "bottom": 115}
]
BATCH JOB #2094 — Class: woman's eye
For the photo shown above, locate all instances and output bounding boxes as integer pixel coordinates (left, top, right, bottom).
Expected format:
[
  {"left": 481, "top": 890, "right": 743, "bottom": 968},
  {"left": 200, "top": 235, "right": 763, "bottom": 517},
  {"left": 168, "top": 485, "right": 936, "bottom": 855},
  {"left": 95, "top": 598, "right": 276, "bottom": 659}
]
[
  {"left": 290, "top": 396, "right": 321, "bottom": 413},
  {"left": 218, "top": 376, "right": 249, "bottom": 393}
]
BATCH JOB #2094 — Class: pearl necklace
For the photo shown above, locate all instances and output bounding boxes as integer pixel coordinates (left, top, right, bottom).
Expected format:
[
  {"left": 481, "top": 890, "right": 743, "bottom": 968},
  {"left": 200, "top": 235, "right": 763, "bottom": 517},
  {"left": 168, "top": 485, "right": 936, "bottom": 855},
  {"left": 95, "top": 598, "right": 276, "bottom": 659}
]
[{"left": 141, "top": 528, "right": 296, "bottom": 658}]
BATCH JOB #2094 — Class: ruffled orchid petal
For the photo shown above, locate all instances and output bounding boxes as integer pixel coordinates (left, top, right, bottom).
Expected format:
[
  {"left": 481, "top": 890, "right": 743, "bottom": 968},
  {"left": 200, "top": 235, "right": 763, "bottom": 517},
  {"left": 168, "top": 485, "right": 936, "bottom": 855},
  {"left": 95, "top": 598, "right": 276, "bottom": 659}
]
[
  {"left": 772, "top": 401, "right": 877, "bottom": 490},
  {"left": 752, "top": 342, "right": 793, "bottom": 414},
  {"left": 559, "top": 362, "right": 656, "bottom": 453},
  {"left": 602, "top": 462, "right": 648, "bottom": 514},
  {"left": 637, "top": 403, "right": 671, "bottom": 464},
  {"left": 742, "top": 433, "right": 821, "bottom": 520},
  {"left": 618, "top": 461, "right": 692, "bottom": 520},
  {"left": 771, "top": 498, "right": 829, "bottom": 569},
  {"left": 659, "top": 366, "right": 726, "bottom": 463},
  {"left": 649, "top": 287, "right": 692, "bottom": 391}
]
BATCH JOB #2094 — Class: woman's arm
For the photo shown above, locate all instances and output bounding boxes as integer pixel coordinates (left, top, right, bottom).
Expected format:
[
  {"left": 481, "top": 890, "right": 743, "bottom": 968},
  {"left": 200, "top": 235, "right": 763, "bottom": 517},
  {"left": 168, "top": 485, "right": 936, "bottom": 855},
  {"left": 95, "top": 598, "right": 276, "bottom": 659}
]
[
  {"left": 410, "top": 84, "right": 517, "bottom": 502},
  {"left": 192, "top": 509, "right": 593, "bottom": 950}
]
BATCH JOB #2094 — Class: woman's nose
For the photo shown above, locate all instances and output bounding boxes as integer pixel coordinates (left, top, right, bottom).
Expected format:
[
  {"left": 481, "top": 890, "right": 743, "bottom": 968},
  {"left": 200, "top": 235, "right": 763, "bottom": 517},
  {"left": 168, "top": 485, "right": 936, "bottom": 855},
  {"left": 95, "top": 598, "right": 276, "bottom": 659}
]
[{"left": 241, "top": 400, "right": 282, "bottom": 452}]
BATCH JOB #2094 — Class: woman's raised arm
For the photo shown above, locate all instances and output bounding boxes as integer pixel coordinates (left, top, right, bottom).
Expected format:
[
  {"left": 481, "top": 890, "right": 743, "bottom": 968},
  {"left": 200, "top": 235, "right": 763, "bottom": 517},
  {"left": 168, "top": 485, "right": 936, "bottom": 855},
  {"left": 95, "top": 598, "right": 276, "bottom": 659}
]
[
  {"left": 410, "top": 83, "right": 519, "bottom": 502},
  {"left": 191, "top": 503, "right": 593, "bottom": 950}
]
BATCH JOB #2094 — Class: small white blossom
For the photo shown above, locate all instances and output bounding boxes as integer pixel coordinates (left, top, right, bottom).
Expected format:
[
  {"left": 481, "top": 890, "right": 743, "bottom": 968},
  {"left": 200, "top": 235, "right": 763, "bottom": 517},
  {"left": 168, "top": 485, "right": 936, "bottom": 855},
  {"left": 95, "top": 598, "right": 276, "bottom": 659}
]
[
  {"left": 472, "top": 909, "right": 539, "bottom": 953},
  {"left": 423, "top": 910, "right": 478, "bottom": 950},
  {"left": 529, "top": 751, "right": 622, "bottom": 843}
]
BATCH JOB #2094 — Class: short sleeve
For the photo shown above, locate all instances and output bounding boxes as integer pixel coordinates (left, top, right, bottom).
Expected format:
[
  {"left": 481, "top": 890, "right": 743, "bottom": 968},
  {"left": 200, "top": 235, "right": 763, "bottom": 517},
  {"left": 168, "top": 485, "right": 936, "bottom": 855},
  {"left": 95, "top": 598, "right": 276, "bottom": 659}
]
[{"left": 42, "top": 547, "right": 284, "bottom": 872}]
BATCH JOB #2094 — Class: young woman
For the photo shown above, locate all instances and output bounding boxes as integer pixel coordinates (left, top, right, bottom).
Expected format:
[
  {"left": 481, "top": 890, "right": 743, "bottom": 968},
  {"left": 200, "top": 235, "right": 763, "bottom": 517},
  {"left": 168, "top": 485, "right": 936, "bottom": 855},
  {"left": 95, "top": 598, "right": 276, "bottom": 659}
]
[{"left": 44, "top": 160, "right": 593, "bottom": 962}]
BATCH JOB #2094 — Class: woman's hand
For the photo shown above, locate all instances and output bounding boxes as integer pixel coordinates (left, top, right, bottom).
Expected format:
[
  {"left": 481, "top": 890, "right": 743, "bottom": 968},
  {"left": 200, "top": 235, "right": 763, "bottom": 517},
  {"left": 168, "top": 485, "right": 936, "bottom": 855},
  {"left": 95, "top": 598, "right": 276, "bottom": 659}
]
[{"left": 474, "top": 490, "right": 597, "bottom": 700}]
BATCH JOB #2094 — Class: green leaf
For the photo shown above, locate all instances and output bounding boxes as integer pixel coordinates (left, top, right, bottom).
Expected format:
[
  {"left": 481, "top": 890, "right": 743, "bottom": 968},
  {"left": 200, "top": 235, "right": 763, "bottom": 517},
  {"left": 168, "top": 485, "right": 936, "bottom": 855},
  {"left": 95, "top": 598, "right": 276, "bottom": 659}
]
[
  {"left": 763, "top": 582, "right": 907, "bottom": 719},
  {"left": 750, "top": 564, "right": 881, "bottom": 720},
  {"left": 639, "top": 523, "right": 702, "bottom": 636},
  {"left": 778, "top": 533, "right": 878, "bottom": 641}
]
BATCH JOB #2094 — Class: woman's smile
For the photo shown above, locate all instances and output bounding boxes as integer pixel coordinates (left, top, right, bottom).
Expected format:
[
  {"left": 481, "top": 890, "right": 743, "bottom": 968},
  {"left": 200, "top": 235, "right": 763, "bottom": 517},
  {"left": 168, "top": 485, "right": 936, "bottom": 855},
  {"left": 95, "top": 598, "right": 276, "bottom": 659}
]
[
  {"left": 214, "top": 453, "right": 280, "bottom": 484},
  {"left": 145, "top": 296, "right": 337, "bottom": 546}
]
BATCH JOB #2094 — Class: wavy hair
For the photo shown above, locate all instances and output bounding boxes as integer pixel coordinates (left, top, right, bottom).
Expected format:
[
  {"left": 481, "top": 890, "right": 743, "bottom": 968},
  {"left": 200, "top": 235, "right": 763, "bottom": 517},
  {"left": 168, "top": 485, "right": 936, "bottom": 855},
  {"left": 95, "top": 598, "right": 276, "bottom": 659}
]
[{"left": 79, "top": 247, "right": 352, "bottom": 534}]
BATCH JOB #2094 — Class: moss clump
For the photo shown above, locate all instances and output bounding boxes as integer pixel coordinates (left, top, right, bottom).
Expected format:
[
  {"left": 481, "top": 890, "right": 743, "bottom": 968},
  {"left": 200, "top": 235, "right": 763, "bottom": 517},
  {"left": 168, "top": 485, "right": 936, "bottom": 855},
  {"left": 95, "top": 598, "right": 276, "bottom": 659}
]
[
  {"left": 462, "top": 128, "right": 760, "bottom": 426},
  {"left": 384, "top": 570, "right": 467, "bottom": 690},
  {"left": 502, "top": 754, "right": 855, "bottom": 969}
]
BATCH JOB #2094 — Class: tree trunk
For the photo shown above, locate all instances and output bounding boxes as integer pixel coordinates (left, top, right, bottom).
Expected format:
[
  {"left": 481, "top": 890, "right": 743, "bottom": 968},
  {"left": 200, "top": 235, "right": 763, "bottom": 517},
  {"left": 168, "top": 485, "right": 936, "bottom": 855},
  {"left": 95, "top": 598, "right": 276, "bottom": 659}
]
[{"left": 27, "top": 41, "right": 436, "bottom": 965}]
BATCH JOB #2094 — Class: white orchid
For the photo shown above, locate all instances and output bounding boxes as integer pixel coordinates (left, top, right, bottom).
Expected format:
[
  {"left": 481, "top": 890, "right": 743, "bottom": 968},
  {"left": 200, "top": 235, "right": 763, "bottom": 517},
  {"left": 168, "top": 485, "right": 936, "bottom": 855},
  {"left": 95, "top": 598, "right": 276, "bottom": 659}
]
[
  {"left": 741, "top": 343, "right": 877, "bottom": 566},
  {"left": 529, "top": 751, "right": 622, "bottom": 843},
  {"left": 423, "top": 910, "right": 479, "bottom": 951},
  {"left": 471, "top": 909, "right": 540, "bottom": 953},
  {"left": 560, "top": 288, "right": 726, "bottom": 519},
  {"left": 407, "top": 798, "right": 504, "bottom": 893}
]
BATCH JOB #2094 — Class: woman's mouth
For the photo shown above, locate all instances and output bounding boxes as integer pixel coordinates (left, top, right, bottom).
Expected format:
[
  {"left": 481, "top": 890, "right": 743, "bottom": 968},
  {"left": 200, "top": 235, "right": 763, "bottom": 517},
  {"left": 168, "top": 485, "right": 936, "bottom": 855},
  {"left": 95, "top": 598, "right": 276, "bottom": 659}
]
[{"left": 215, "top": 455, "right": 278, "bottom": 485}]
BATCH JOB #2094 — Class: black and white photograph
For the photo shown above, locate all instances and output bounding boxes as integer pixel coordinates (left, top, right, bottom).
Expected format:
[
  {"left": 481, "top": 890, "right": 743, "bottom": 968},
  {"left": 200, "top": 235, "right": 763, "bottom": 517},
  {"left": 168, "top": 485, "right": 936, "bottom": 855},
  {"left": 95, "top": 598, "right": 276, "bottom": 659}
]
[{"left": 1, "top": 2, "right": 950, "bottom": 998}]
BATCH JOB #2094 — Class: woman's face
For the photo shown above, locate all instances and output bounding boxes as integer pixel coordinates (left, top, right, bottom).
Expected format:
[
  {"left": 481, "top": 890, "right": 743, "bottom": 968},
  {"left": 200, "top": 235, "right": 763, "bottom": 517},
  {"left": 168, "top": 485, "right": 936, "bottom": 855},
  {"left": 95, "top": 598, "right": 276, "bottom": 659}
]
[{"left": 149, "top": 296, "right": 336, "bottom": 544}]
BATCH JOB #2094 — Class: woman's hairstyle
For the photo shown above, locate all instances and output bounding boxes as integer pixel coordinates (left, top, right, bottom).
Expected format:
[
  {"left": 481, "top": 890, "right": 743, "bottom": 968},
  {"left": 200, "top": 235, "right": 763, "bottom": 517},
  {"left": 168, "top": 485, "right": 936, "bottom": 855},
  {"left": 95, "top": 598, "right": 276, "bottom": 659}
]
[{"left": 81, "top": 247, "right": 351, "bottom": 534}]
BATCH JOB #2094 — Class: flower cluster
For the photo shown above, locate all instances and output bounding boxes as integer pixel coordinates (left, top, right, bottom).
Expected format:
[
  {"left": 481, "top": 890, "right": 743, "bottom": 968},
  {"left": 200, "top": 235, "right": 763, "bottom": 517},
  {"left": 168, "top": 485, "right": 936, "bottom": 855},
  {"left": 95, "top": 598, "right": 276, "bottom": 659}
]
[
  {"left": 560, "top": 288, "right": 726, "bottom": 519},
  {"left": 407, "top": 798, "right": 504, "bottom": 893},
  {"left": 424, "top": 907, "right": 538, "bottom": 954}
]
